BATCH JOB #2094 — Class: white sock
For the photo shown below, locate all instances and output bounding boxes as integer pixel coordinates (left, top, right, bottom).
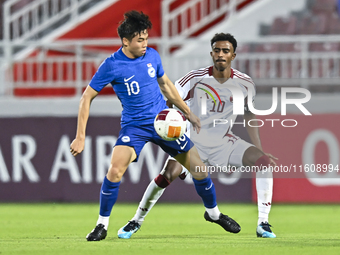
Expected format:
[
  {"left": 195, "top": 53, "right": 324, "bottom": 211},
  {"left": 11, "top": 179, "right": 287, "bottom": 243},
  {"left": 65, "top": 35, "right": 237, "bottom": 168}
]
[
  {"left": 131, "top": 179, "right": 165, "bottom": 225},
  {"left": 256, "top": 169, "right": 273, "bottom": 225},
  {"left": 96, "top": 215, "right": 109, "bottom": 230},
  {"left": 206, "top": 206, "right": 220, "bottom": 221}
]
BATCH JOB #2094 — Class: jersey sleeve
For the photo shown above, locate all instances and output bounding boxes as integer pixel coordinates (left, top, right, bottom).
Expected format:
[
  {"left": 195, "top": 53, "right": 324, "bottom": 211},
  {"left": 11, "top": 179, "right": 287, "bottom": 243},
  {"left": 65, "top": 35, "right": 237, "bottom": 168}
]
[
  {"left": 154, "top": 50, "right": 165, "bottom": 78},
  {"left": 174, "top": 77, "right": 190, "bottom": 100},
  {"left": 174, "top": 67, "right": 210, "bottom": 101},
  {"left": 89, "top": 58, "right": 115, "bottom": 92},
  {"left": 244, "top": 75, "right": 256, "bottom": 112}
]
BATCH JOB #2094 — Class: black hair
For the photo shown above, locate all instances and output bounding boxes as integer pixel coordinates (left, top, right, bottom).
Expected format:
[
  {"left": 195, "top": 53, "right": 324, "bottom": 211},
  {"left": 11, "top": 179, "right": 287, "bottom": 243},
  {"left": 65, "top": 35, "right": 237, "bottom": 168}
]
[
  {"left": 117, "top": 10, "right": 152, "bottom": 41},
  {"left": 210, "top": 33, "right": 237, "bottom": 52}
]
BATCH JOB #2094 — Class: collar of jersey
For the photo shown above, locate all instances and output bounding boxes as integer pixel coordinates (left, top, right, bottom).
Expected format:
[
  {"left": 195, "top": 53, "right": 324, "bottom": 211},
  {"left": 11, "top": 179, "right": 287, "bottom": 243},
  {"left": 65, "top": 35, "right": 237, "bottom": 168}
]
[{"left": 116, "top": 47, "right": 146, "bottom": 61}]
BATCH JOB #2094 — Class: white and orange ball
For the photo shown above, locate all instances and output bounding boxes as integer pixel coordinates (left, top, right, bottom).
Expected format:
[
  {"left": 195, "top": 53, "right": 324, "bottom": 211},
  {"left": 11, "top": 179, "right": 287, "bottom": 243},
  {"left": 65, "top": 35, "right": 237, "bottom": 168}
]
[{"left": 154, "top": 108, "right": 187, "bottom": 141}]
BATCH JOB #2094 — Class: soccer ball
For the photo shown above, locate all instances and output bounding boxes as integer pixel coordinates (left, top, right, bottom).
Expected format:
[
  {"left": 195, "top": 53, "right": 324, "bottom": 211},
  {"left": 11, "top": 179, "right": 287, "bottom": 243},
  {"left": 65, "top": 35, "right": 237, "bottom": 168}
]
[{"left": 154, "top": 108, "right": 187, "bottom": 141}]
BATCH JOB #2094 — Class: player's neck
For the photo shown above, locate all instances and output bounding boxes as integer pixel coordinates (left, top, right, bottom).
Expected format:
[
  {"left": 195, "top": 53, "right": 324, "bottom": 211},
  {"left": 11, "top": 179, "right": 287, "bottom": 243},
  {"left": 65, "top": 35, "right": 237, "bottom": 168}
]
[
  {"left": 122, "top": 47, "right": 137, "bottom": 59},
  {"left": 212, "top": 66, "right": 231, "bottom": 84}
]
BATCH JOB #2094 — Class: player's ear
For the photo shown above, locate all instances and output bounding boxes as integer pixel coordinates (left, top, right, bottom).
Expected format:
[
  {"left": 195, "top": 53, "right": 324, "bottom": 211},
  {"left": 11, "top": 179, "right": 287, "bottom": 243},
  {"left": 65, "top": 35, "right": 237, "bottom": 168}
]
[
  {"left": 231, "top": 52, "right": 236, "bottom": 61},
  {"left": 122, "top": 37, "right": 129, "bottom": 47},
  {"left": 210, "top": 51, "right": 213, "bottom": 57}
]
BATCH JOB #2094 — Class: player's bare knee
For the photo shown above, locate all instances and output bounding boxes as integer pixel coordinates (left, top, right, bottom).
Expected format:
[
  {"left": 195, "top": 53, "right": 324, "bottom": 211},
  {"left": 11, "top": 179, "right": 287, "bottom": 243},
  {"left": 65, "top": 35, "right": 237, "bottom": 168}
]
[
  {"left": 163, "top": 160, "right": 183, "bottom": 182},
  {"left": 107, "top": 166, "right": 125, "bottom": 182},
  {"left": 163, "top": 171, "right": 174, "bottom": 182},
  {"left": 191, "top": 170, "right": 208, "bottom": 180},
  {"left": 158, "top": 172, "right": 171, "bottom": 184}
]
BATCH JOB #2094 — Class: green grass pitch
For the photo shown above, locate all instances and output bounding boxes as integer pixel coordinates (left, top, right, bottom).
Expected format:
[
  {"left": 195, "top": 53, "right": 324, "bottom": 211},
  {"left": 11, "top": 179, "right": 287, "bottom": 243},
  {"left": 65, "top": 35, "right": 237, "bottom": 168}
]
[{"left": 1, "top": 203, "right": 340, "bottom": 255}]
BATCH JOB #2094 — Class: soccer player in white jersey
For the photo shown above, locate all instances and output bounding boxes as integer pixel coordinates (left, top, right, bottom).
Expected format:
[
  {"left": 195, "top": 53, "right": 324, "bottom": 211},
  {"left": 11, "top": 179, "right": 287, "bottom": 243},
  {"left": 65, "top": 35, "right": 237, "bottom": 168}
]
[
  {"left": 118, "top": 33, "right": 278, "bottom": 239},
  {"left": 70, "top": 13, "right": 241, "bottom": 241}
]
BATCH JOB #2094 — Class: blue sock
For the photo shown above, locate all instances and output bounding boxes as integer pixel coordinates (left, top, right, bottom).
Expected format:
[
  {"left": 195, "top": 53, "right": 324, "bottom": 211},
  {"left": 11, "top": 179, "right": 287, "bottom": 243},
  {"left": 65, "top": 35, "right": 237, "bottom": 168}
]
[
  {"left": 99, "top": 176, "right": 120, "bottom": 217},
  {"left": 192, "top": 176, "right": 217, "bottom": 208}
]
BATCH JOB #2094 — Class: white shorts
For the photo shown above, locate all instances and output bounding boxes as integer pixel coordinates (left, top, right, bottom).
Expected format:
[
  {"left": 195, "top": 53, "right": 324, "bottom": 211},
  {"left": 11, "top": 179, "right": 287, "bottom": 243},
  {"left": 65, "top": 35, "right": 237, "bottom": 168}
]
[
  {"left": 195, "top": 135, "right": 253, "bottom": 168},
  {"left": 167, "top": 133, "right": 254, "bottom": 172}
]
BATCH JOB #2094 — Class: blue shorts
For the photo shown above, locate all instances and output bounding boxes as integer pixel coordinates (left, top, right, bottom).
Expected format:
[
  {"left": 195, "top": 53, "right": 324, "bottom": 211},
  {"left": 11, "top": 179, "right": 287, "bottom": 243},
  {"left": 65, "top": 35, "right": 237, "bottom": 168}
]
[{"left": 115, "top": 123, "right": 193, "bottom": 162}]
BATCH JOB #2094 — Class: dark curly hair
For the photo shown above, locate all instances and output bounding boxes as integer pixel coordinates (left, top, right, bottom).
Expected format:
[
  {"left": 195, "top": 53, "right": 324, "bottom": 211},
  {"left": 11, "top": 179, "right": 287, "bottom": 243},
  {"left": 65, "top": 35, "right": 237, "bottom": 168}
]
[
  {"left": 210, "top": 33, "right": 237, "bottom": 52},
  {"left": 117, "top": 10, "right": 152, "bottom": 41}
]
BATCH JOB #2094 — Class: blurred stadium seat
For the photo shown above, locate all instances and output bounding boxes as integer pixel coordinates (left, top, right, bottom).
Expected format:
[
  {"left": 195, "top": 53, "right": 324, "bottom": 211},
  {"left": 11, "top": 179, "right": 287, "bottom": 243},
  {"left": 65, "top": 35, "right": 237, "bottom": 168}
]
[
  {"left": 285, "top": 16, "right": 298, "bottom": 35},
  {"left": 269, "top": 17, "right": 289, "bottom": 35},
  {"left": 311, "top": 0, "right": 337, "bottom": 15}
]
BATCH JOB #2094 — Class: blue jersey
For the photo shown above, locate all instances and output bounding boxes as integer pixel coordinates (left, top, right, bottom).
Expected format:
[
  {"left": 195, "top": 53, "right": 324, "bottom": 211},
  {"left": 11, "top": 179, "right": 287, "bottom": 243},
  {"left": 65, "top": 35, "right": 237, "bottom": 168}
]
[{"left": 89, "top": 47, "right": 167, "bottom": 127}]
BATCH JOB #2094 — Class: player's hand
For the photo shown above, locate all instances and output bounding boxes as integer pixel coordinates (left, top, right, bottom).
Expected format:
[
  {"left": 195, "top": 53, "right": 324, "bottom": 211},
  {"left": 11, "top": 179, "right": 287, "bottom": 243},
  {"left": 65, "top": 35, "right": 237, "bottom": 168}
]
[
  {"left": 186, "top": 112, "right": 201, "bottom": 133},
  {"left": 264, "top": 153, "right": 278, "bottom": 167},
  {"left": 70, "top": 137, "right": 85, "bottom": 156}
]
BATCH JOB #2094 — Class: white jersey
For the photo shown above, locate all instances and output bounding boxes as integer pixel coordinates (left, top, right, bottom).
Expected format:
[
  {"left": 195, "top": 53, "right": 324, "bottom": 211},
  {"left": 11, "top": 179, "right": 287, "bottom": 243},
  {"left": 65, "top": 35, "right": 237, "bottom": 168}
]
[{"left": 175, "top": 66, "right": 256, "bottom": 147}]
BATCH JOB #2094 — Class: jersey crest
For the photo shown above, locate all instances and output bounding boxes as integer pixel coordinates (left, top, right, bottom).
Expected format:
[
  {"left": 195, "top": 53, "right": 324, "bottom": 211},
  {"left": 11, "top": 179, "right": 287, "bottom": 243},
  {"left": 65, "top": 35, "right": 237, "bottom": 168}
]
[{"left": 147, "top": 63, "right": 156, "bottom": 78}]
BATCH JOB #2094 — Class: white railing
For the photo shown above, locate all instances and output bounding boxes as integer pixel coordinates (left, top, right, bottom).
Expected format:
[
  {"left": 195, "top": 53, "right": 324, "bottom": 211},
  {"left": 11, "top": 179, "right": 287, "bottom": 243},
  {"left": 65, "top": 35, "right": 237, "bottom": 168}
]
[
  {"left": 2, "top": 0, "right": 110, "bottom": 43},
  {"left": 234, "top": 35, "right": 340, "bottom": 88},
  {"left": 0, "top": 38, "right": 122, "bottom": 96},
  {"left": 161, "top": 0, "right": 249, "bottom": 40},
  {"left": 1, "top": 35, "right": 340, "bottom": 97}
]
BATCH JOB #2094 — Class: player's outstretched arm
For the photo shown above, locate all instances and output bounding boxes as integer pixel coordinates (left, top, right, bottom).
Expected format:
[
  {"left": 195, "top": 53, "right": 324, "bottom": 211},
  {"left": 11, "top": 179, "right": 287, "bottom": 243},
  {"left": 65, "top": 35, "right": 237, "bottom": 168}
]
[
  {"left": 158, "top": 74, "right": 201, "bottom": 133},
  {"left": 244, "top": 111, "right": 278, "bottom": 166},
  {"left": 70, "top": 85, "right": 98, "bottom": 156}
]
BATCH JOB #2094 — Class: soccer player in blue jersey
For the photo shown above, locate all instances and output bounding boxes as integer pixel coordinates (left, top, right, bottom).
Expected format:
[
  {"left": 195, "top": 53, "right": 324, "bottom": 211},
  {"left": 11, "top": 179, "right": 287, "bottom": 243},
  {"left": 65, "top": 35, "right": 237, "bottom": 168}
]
[
  {"left": 70, "top": 11, "right": 240, "bottom": 241},
  {"left": 118, "top": 33, "right": 278, "bottom": 239}
]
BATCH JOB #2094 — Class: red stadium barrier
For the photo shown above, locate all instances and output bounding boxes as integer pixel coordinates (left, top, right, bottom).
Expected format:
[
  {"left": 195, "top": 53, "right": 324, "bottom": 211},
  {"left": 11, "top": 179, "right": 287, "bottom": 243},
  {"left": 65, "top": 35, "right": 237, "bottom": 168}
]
[{"left": 252, "top": 113, "right": 340, "bottom": 203}]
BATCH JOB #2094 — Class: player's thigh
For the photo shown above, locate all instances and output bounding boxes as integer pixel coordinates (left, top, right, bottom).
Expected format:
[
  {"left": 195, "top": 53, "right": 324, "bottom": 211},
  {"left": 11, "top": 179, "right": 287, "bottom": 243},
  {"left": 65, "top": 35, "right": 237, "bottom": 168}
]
[
  {"left": 193, "top": 142, "right": 209, "bottom": 164},
  {"left": 107, "top": 145, "right": 137, "bottom": 182},
  {"left": 174, "top": 146, "right": 208, "bottom": 180},
  {"left": 154, "top": 131, "right": 206, "bottom": 179},
  {"left": 154, "top": 133, "right": 192, "bottom": 158},
  {"left": 242, "top": 146, "right": 265, "bottom": 167}
]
